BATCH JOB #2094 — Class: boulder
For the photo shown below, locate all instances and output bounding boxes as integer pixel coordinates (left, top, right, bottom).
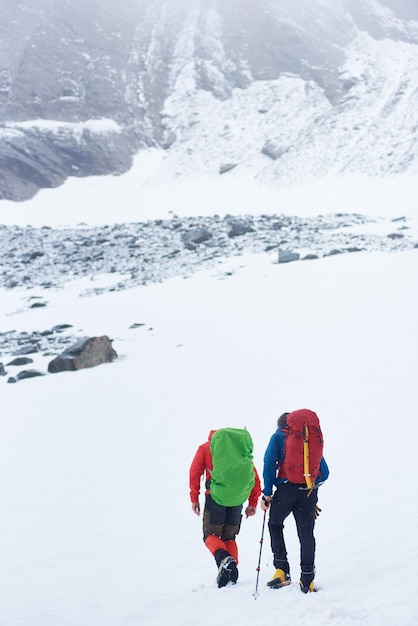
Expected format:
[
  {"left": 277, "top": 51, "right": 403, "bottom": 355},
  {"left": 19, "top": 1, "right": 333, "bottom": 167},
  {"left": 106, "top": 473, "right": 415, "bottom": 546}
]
[
  {"left": 387, "top": 233, "right": 404, "bottom": 239},
  {"left": 181, "top": 228, "right": 212, "bottom": 250},
  {"left": 278, "top": 249, "right": 300, "bottom": 263},
  {"left": 227, "top": 219, "right": 254, "bottom": 238},
  {"left": 6, "top": 357, "right": 34, "bottom": 366},
  {"left": 16, "top": 370, "right": 44, "bottom": 381},
  {"left": 52, "top": 324, "right": 74, "bottom": 332},
  {"left": 261, "top": 140, "right": 288, "bottom": 161},
  {"left": 29, "top": 301, "right": 47, "bottom": 308},
  {"left": 48, "top": 336, "right": 117, "bottom": 373},
  {"left": 324, "top": 249, "right": 343, "bottom": 256},
  {"left": 219, "top": 163, "right": 238, "bottom": 175},
  {"left": 12, "top": 344, "right": 39, "bottom": 355}
]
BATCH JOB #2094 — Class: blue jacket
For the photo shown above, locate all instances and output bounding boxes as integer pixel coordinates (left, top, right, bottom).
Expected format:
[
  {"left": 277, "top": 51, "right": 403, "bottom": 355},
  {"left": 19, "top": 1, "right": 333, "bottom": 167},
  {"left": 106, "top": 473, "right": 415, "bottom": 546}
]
[{"left": 263, "top": 427, "right": 330, "bottom": 497}]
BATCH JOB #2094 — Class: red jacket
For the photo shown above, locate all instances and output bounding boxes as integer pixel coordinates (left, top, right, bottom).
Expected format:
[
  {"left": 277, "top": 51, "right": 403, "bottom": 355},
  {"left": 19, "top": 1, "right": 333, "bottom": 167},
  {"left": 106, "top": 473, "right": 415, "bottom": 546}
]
[{"left": 189, "top": 430, "right": 262, "bottom": 507}]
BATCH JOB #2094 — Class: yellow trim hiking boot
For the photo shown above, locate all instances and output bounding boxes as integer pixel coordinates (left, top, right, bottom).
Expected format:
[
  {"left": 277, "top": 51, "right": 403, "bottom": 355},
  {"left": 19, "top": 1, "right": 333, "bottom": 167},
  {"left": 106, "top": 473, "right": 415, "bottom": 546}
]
[
  {"left": 267, "top": 568, "right": 291, "bottom": 589},
  {"left": 300, "top": 570, "right": 317, "bottom": 593}
]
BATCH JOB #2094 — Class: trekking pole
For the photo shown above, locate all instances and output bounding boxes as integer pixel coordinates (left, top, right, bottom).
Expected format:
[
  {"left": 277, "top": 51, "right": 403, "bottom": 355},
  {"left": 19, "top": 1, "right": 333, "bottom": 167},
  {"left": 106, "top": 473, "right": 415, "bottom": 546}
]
[{"left": 253, "top": 509, "right": 267, "bottom": 599}]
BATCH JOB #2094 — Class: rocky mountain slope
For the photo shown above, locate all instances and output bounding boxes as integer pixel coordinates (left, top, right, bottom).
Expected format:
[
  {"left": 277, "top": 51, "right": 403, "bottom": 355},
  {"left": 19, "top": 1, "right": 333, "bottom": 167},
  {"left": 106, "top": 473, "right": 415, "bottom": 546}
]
[
  {"left": 1, "top": 0, "right": 418, "bottom": 201},
  {"left": 1, "top": 208, "right": 416, "bottom": 379}
]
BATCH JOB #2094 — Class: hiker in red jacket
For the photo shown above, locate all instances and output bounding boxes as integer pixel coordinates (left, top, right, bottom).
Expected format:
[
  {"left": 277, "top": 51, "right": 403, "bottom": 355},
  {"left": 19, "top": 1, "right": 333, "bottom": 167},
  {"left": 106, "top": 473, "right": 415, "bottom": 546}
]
[{"left": 189, "top": 429, "right": 261, "bottom": 587}]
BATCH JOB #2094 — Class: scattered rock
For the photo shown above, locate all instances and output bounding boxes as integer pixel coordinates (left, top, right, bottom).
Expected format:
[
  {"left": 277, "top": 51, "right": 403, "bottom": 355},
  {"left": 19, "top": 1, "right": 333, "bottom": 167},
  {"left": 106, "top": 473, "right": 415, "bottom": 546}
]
[
  {"left": 0, "top": 362, "right": 6, "bottom": 376},
  {"left": 12, "top": 345, "right": 40, "bottom": 356},
  {"left": 0, "top": 212, "right": 416, "bottom": 388},
  {"left": 48, "top": 336, "right": 117, "bottom": 373},
  {"left": 16, "top": 370, "right": 44, "bottom": 381},
  {"left": 181, "top": 228, "right": 213, "bottom": 250},
  {"left": 30, "top": 301, "right": 47, "bottom": 308},
  {"left": 21, "top": 251, "right": 45, "bottom": 263},
  {"left": 278, "top": 249, "right": 300, "bottom": 263},
  {"left": 0, "top": 214, "right": 414, "bottom": 294},
  {"left": 219, "top": 163, "right": 238, "bottom": 175},
  {"left": 0, "top": 327, "right": 78, "bottom": 363},
  {"left": 387, "top": 233, "right": 404, "bottom": 239},
  {"left": 227, "top": 219, "right": 254, "bottom": 238},
  {"left": 261, "top": 140, "right": 288, "bottom": 160},
  {"left": 6, "top": 357, "right": 34, "bottom": 366}
]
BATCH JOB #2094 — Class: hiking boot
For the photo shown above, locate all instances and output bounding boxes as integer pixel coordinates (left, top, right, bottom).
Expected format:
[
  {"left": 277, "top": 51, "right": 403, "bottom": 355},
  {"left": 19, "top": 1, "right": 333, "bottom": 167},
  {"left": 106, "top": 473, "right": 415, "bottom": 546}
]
[
  {"left": 300, "top": 570, "right": 316, "bottom": 593},
  {"left": 267, "top": 568, "right": 291, "bottom": 589},
  {"left": 300, "top": 580, "right": 316, "bottom": 593},
  {"left": 216, "top": 556, "right": 238, "bottom": 588}
]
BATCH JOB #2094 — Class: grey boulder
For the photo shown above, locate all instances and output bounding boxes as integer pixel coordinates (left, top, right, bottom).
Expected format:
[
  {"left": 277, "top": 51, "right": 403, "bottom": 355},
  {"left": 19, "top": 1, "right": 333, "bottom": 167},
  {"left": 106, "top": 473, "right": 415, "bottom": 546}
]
[{"left": 48, "top": 336, "right": 117, "bottom": 373}]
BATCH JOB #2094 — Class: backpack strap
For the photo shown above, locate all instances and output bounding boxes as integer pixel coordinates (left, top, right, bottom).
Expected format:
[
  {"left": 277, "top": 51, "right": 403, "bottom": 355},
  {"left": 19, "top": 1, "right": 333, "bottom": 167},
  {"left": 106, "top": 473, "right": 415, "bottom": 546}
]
[{"left": 303, "top": 424, "right": 314, "bottom": 495}]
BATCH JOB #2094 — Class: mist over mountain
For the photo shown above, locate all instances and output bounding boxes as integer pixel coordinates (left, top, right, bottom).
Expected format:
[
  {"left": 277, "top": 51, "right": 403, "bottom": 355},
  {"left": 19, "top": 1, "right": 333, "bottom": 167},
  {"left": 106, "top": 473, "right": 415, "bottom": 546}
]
[{"left": 1, "top": 0, "right": 417, "bottom": 202}]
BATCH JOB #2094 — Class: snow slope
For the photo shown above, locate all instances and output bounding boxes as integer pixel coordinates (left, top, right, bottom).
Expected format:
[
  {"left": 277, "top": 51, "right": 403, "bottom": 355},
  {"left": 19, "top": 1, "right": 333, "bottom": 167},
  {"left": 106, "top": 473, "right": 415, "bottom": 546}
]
[
  {"left": 1, "top": 148, "right": 418, "bottom": 228},
  {"left": 1, "top": 245, "right": 417, "bottom": 625}
]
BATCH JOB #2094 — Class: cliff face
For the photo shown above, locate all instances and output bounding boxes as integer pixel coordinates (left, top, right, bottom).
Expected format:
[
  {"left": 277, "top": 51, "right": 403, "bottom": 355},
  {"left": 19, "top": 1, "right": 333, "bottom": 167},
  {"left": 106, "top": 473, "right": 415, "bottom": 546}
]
[{"left": 1, "top": 0, "right": 418, "bottom": 201}]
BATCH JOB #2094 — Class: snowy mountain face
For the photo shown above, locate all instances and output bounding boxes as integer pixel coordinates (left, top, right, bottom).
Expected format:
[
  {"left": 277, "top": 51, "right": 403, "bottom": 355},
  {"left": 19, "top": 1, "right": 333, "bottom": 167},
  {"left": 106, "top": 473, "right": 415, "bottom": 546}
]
[{"left": 1, "top": 0, "right": 418, "bottom": 201}]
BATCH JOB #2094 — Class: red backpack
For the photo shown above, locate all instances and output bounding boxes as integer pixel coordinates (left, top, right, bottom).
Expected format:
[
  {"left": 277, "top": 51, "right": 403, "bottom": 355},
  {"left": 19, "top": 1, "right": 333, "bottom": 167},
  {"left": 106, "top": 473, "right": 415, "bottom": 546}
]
[{"left": 279, "top": 409, "right": 324, "bottom": 488}]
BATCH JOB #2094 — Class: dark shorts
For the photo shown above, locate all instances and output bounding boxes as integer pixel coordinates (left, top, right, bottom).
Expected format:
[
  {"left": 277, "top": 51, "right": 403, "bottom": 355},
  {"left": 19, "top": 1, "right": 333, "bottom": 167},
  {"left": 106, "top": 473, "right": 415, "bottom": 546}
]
[{"left": 203, "top": 494, "right": 242, "bottom": 541}]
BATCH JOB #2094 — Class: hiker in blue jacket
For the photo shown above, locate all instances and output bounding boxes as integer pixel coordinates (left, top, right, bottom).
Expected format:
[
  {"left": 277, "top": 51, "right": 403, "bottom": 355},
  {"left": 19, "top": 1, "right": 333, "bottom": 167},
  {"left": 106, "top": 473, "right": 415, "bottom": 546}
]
[{"left": 261, "top": 410, "right": 329, "bottom": 593}]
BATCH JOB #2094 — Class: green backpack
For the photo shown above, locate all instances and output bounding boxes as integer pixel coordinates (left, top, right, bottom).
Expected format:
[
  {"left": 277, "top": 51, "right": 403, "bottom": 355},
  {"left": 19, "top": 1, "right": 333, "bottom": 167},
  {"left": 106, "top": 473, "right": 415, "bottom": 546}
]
[{"left": 210, "top": 428, "right": 255, "bottom": 507}]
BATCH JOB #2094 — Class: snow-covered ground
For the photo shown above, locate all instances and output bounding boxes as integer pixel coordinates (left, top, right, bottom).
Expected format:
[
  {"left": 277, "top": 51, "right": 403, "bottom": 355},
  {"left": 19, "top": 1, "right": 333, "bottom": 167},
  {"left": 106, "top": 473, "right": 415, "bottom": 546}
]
[
  {"left": 1, "top": 148, "right": 418, "bottom": 229},
  {"left": 1, "top": 196, "right": 418, "bottom": 624}
]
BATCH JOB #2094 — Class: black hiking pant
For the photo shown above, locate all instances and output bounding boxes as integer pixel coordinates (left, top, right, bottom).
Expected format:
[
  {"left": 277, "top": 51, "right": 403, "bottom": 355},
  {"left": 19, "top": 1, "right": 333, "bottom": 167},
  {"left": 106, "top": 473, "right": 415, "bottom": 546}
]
[{"left": 268, "top": 481, "right": 318, "bottom": 577}]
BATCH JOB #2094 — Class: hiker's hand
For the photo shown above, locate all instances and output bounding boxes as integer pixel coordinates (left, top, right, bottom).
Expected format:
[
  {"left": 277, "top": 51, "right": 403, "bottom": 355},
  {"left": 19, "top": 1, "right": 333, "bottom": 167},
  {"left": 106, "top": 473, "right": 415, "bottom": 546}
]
[
  {"left": 245, "top": 506, "right": 256, "bottom": 518},
  {"left": 260, "top": 495, "right": 271, "bottom": 511},
  {"left": 314, "top": 505, "right": 322, "bottom": 520},
  {"left": 191, "top": 502, "right": 200, "bottom": 516}
]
